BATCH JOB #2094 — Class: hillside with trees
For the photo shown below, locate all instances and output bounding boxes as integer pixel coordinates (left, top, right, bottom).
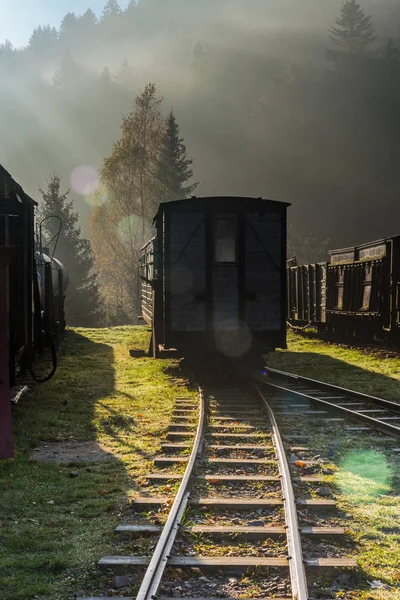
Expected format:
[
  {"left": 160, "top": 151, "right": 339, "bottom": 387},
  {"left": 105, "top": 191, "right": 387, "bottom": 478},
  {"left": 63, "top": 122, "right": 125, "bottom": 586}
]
[{"left": 1, "top": 0, "right": 400, "bottom": 315}]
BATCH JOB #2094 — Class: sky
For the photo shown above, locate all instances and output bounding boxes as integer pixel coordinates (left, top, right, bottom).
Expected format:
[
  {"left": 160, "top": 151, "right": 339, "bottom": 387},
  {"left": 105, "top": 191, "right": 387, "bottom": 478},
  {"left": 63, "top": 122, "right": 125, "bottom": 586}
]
[{"left": 0, "top": 0, "right": 130, "bottom": 48}]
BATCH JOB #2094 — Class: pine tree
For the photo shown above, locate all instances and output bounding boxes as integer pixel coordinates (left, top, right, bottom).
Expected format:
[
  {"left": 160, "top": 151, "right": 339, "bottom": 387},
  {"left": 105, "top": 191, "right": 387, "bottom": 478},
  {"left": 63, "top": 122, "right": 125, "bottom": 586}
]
[
  {"left": 191, "top": 41, "right": 208, "bottom": 76},
  {"left": 80, "top": 8, "right": 97, "bottom": 29},
  {"left": 0, "top": 40, "right": 15, "bottom": 73},
  {"left": 38, "top": 174, "right": 102, "bottom": 326},
  {"left": 381, "top": 37, "right": 400, "bottom": 62},
  {"left": 59, "top": 12, "right": 79, "bottom": 39},
  {"left": 53, "top": 51, "right": 83, "bottom": 90},
  {"left": 328, "top": 0, "right": 375, "bottom": 61},
  {"left": 100, "top": 66, "right": 113, "bottom": 89},
  {"left": 101, "top": 0, "right": 121, "bottom": 21},
  {"left": 115, "top": 58, "right": 134, "bottom": 88},
  {"left": 0, "top": 39, "right": 14, "bottom": 55},
  {"left": 29, "top": 25, "right": 58, "bottom": 55},
  {"left": 156, "top": 111, "right": 198, "bottom": 200}
]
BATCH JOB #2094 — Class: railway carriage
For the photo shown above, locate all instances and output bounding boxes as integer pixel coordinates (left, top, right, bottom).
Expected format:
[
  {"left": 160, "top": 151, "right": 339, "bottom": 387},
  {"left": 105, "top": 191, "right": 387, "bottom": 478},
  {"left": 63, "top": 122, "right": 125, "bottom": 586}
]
[
  {"left": 287, "top": 261, "right": 327, "bottom": 328},
  {"left": 140, "top": 196, "right": 290, "bottom": 360},
  {"left": 0, "top": 165, "right": 69, "bottom": 389},
  {"left": 326, "top": 236, "right": 400, "bottom": 340},
  {"left": 287, "top": 234, "right": 400, "bottom": 343}
]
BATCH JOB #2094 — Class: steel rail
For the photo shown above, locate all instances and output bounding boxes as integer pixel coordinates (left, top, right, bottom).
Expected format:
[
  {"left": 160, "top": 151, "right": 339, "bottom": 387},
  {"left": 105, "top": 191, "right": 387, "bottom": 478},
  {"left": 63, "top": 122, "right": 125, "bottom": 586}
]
[
  {"left": 136, "top": 388, "right": 205, "bottom": 600},
  {"left": 264, "top": 367, "right": 400, "bottom": 414},
  {"left": 253, "top": 384, "right": 309, "bottom": 600},
  {"left": 260, "top": 370, "right": 400, "bottom": 438}
]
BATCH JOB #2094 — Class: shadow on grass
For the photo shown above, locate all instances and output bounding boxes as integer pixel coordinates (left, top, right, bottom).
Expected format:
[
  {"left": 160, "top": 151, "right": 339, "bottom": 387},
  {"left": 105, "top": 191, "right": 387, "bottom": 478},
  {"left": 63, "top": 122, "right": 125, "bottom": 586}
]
[
  {"left": 0, "top": 330, "right": 134, "bottom": 600},
  {"left": 267, "top": 349, "right": 400, "bottom": 401}
]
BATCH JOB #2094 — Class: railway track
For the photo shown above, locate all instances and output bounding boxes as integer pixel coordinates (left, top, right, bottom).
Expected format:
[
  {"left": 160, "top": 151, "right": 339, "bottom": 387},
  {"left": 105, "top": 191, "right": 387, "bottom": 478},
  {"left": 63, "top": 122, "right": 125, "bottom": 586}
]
[
  {"left": 80, "top": 380, "right": 360, "bottom": 600},
  {"left": 261, "top": 367, "right": 400, "bottom": 441}
]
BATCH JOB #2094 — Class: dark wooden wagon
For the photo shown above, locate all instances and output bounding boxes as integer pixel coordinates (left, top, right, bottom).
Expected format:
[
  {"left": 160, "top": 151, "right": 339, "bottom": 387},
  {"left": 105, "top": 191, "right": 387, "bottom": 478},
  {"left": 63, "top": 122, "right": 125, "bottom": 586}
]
[
  {"left": 326, "top": 235, "right": 400, "bottom": 341},
  {"left": 287, "top": 234, "right": 400, "bottom": 343},
  {"left": 140, "top": 196, "right": 290, "bottom": 359},
  {"left": 287, "top": 262, "right": 327, "bottom": 328}
]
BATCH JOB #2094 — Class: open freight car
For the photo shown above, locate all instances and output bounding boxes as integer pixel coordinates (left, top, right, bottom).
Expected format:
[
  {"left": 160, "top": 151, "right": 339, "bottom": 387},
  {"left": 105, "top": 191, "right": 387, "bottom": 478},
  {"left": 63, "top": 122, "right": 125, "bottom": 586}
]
[
  {"left": 326, "top": 235, "right": 400, "bottom": 341},
  {"left": 140, "top": 196, "right": 290, "bottom": 360},
  {"left": 287, "top": 234, "right": 400, "bottom": 343},
  {"left": 287, "top": 261, "right": 327, "bottom": 329}
]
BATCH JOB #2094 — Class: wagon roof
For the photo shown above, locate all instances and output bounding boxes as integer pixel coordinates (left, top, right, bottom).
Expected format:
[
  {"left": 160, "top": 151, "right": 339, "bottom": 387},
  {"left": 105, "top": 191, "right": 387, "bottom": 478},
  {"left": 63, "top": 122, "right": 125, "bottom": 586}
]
[
  {"left": 330, "top": 234, "right": 400, "bottom": 255},
  {"left": 0, "top": 163, "right": 38, "bottom": 206},
  {"left": 154, "top": 195, "right": 290, "bottom": 219}
]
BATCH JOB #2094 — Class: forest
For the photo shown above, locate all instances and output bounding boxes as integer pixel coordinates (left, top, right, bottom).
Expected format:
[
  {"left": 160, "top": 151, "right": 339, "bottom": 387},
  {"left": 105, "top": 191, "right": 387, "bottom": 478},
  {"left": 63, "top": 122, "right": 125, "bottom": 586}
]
[{"left": 1, "top": 0, "right": 400, "bottom": 323}]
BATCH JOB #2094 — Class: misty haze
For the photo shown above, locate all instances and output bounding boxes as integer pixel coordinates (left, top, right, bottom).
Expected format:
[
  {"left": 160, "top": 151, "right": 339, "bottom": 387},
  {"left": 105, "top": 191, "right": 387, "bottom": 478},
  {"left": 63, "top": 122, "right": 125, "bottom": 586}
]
[{"left": 1, "top": 0, "right": 400, "bottom": 322}]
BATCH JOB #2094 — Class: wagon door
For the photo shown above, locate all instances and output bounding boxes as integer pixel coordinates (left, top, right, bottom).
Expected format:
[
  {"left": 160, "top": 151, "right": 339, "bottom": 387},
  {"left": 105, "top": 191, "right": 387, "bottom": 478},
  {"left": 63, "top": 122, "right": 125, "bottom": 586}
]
[
  {"left": 167, "top": 212, "right": 206, "bottom": 333},
  {"left": 212, "top": 215, "right": 239, "bottom": 329},
  {"left": 245, "top": 213, "right": 282, "bottom": 331}
]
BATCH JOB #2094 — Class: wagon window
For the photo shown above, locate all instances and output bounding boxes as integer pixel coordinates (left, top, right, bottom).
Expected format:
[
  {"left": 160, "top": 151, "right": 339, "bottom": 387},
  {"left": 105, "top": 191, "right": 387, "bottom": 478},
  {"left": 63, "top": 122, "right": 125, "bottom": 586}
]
[
  {"left": 214, "top": 216, "right": 237, "bottom": 263},
  {"left": 361, "top": 264, "right": 372, "bottom": 310},
  {"left": 335, "top": 267, "right": 344, "bottom": 309}
]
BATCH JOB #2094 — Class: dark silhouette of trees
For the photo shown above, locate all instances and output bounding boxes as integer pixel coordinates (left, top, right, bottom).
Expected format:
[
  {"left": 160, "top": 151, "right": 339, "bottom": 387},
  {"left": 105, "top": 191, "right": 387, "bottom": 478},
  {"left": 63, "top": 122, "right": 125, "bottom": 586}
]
[
  {"left": 380, "top": 37, "right": 400, "bottom": 61},
  {"left": 1, "top": 0, "right": 400, "bottom": 272},
  {"left": 38, "top": 174, "right": 102, "bottom": 326}
]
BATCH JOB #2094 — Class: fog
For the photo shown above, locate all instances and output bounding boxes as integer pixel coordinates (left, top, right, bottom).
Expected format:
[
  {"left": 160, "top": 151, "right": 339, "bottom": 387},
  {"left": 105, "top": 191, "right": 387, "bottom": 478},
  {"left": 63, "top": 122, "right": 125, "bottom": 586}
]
[{"left": 1, "top": 0, "right": 400, "bottom": 256}]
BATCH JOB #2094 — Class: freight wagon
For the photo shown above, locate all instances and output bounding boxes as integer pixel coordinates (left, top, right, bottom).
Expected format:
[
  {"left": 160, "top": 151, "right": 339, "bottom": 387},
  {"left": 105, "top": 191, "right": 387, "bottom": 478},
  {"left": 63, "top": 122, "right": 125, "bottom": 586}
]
[
  {"left": 287, "top": 235, "right": 400, "bottom": 343},
  {"left": 140, "top": 196, "right": 290, "bottom": 360}
]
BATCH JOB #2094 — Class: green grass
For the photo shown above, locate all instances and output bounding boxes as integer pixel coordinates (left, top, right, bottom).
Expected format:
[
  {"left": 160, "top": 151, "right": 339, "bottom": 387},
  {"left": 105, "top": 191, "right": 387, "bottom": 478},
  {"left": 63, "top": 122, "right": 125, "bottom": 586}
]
[
  {"left": 268, "top": 330, "right": 400, "bottom": 400},
  {"left": 270, "top": 330, "right": 400, "bottom": 597},
  {"left": 2, "top": 327, "right": 400, "bottom": 599},
  {"left": 0, "top": 326, "right": 195, "bottom": 600}
]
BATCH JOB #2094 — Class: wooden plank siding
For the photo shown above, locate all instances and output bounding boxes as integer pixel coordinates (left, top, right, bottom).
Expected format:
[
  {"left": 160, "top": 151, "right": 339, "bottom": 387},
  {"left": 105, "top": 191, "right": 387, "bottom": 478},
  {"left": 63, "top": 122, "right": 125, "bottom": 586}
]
[
  {"left": 245, "top": 213, "right": 282, "bottom": 331},
  {"left": 168, "top": 213, "right": 207, "bottom": 332},
  {"left": 141, "top": 280, "right": 153, "bottom": 326}
]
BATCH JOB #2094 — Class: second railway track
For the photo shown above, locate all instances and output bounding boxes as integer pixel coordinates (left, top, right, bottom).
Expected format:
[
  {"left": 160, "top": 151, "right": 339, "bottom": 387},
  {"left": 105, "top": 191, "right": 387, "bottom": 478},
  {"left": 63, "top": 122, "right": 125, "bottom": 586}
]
[
  {"left": 80, "top": 377, "right": 365, "bottom": 600},
  {"left": 261, "top": 367, "right": 400, "bottom": 441}
]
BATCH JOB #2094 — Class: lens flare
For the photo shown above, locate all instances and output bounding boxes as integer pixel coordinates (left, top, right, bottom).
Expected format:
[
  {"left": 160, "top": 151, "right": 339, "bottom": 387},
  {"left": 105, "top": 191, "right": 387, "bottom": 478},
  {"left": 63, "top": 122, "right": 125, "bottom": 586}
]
[
  {"left": 214, "top": 319, "right": 252, "bottom": 358},
  {"left": 335, "top": 449, "right": 392, "bottom": 503},
  {"left": 70, "top": 165, "right": 100, "bottom": 196}
]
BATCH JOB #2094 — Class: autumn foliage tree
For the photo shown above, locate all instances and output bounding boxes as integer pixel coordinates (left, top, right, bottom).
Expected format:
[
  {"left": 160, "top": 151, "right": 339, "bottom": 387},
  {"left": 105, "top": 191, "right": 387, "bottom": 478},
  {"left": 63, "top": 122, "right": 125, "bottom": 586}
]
[{"left": 90, "top": 83, "right": 197, "bottom": 324}]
